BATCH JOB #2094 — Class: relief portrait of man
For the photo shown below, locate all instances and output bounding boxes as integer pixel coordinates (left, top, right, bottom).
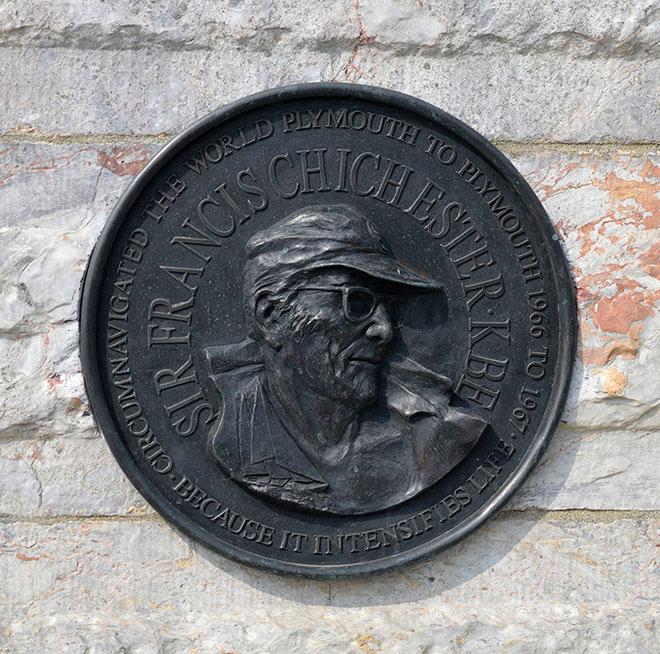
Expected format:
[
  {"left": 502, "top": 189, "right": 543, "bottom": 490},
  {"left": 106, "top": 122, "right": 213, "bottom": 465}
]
[{"left": 204, "top": 204, "right": 487, "bottom": 514}]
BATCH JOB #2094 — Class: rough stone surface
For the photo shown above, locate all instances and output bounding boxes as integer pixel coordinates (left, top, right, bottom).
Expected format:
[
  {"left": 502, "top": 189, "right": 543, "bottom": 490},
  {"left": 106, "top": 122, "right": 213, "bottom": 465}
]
[
  {"left": 1, "top": 2, "right": 658, "bottom": 651},
  {"left": 516, "top": 148, "right": 660, "bottom": 431},
  {"left": 0, "top": 437, "right": 149, "bottom": 518},
  {"left": 0, "top": 515, "right": 657, "bottom": 653},
  {"left": 0, "top": 49, "right": 655, "bottom": 142},
  {"left": 2, "top": 0, "right": 657, "bottom": 54},
  {"left": 1, "top": 424, "right": 657, "bottom": 519},
  {"left": 0, "top": 1, "right": 657, "bottom": 140},
  {"left": 360, "top": 0, "right": 660, "bottom": 54},
  {"left": 510, "top": 428, "right": 659, "bottom": 510},
  {"left": 0, "top": 1, "right": 357, "bottom": 50}
]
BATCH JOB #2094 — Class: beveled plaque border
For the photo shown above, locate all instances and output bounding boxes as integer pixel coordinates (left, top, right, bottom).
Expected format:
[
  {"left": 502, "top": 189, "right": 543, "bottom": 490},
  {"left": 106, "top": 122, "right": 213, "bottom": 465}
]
[{"left": 79, "top": 83, "right": 577, "bottom": 577}]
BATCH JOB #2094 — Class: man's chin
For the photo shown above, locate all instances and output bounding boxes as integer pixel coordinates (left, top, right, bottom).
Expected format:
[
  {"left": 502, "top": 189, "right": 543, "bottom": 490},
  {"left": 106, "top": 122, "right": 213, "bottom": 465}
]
[
  {"left": 327, "top": 361, "right": 381, "bottom": 405},
  {"left": 355, "top": 389, "right": 377, "bottom": 406},
  {"left": 348, "top": 374, "right": 379, "bottom": 405}
]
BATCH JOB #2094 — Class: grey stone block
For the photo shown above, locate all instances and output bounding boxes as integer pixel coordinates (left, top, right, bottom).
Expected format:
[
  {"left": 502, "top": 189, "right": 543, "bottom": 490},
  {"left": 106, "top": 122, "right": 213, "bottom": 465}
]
[
  {"left": 0, "top": 424, "right": 657, "bottom": 518},
  {"left": 511, "top": 428, "right": 659, "bottom": 510},
  {"left": 1, "top": 0, "right": 656, "bottom": 55},
  {"left": 0, "top": 437, "right": 149, "bottom": 518},
  {"left": 0, "top": 47, "right": 657, "bottom": 141},
  {"left": 0, "top": 514, "right": 657, "bottom": 652},
  {"left": 0, "top": 0, "right": 356, "bottom": 50},
  {"left": 360, "top": 0, "right": 660, "bottom": 55},
  {"left": 507, "top": 147, "right": 660, "bottom": 431},
  {"left": 348, "top": 52, "right": 659, "bottom": 143}
]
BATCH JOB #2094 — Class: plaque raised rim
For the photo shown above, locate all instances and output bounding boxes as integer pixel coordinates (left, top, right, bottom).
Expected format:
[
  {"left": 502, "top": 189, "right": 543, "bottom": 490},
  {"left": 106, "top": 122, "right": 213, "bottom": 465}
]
[{"left": 79, "top": 82, "right": 577, "bottom": 577}]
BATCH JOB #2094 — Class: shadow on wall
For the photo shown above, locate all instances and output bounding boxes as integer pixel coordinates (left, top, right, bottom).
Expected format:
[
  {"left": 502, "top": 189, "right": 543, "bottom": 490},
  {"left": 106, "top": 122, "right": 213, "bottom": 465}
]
[{"left": 185, "top": 506, "right": 558, "bottom": 608}]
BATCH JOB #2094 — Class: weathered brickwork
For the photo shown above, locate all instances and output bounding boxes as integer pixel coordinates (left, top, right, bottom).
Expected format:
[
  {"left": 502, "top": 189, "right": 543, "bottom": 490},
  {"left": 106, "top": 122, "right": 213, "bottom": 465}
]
[{"left": 0, "top": 1, "right": 657, "bottom": 652}]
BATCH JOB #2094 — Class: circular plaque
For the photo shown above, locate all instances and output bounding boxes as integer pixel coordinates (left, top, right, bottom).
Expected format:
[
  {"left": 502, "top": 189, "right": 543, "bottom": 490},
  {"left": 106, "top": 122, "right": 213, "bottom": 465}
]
[{"left": 80, "top": 83, "right": 576, "bottom": 576}]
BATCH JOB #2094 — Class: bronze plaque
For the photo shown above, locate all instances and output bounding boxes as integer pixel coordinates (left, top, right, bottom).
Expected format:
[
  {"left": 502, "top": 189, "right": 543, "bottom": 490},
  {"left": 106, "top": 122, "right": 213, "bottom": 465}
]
[{"left": 80, "top": 83, "right": 576, "bottom": 576}]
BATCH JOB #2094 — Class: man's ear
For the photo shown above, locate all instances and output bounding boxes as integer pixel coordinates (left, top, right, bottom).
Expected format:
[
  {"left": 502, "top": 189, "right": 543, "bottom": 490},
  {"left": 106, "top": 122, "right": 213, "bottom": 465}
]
[{"left": 254, "top": 292, "right": 282, "bottom": 350}]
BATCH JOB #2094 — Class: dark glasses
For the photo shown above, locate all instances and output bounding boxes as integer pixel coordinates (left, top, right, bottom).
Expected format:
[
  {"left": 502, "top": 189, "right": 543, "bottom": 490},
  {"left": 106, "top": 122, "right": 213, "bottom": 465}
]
[{"left": 297, "top": 285, "right": 391, "bottom": 322}]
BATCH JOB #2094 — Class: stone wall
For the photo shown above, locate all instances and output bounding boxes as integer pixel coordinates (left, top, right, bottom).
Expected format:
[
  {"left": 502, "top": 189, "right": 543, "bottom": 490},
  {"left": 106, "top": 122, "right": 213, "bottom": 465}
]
[{"left": 0, "top": 1, "right": 658, "bottom": 652}]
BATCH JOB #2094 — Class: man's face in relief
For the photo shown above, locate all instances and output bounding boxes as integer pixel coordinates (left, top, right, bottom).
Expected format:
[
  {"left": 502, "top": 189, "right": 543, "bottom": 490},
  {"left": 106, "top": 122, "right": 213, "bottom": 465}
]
[{"left": 274, "top": 268, "right": 394, "bottom": 407}]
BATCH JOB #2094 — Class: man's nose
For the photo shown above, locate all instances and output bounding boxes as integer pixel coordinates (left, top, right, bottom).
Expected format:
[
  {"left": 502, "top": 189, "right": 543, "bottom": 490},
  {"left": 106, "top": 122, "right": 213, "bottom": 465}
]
[{"left": 365, "top": 302, "right": 393, "bottom": 344}]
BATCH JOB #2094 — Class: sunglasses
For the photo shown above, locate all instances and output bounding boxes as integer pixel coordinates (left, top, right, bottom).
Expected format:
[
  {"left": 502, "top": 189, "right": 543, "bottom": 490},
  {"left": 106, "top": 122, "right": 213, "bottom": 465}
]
[{"left": 297, "top": 285, "right": 393, "bottom": 323}]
